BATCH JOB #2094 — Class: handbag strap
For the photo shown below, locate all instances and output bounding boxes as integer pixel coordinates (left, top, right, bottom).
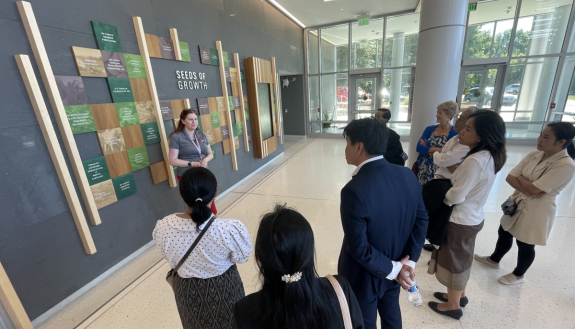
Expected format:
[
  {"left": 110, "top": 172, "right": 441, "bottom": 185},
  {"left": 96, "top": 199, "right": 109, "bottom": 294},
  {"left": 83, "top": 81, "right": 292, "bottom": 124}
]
[
  {"left": 326, "top": 275, "right": 353, "bottom": 329},
  {"left": 536, "top": 155, "right": 569, "bottom": 180},
  {"left": 174, "top": 215, "right": 216, "bottom": 273}
]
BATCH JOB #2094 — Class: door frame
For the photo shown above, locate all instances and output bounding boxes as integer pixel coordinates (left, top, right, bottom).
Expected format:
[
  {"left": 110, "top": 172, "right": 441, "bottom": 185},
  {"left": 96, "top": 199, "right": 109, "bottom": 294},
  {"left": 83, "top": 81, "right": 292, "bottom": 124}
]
[
  {"left": 349, "top": 72, "right": 382, "bottom": 120},
  {"left": 457, "top": 63, "right": 506, "bottom": 111}
]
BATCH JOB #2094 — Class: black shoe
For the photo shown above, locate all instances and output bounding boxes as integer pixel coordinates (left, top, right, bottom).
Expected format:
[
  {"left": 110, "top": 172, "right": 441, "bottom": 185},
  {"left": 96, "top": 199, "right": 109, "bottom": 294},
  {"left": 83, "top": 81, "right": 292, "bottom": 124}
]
[
  {"left": 428, "top": 301, "right": 463, "bottom": 320},
  {"left": 433, "top": 292, "right": 469, "bottom": 307},
  {"left": 423, "top": 244, "right": 434, "bottom": 252}
]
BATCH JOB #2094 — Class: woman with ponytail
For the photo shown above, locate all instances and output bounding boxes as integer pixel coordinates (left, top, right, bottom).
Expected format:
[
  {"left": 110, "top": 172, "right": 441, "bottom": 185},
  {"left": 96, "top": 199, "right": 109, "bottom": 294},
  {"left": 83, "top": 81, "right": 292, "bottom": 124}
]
[
  {"left": 476, "top": 122, "right": 575, "bottom": 285},
  {"left": 233, "top": 204, "right": 364, "bottom": 329},
  {"left": 169, "top": 108, "right": 218, "bottom": 215},
  {"left": 153, "top": 168, "right": 252, "bottom": 329}
]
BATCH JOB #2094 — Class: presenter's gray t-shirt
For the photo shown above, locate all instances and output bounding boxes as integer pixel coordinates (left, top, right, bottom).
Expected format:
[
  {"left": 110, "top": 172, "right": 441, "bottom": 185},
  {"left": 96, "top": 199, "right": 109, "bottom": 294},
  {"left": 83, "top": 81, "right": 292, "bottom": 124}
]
[{"left": 169, "top": 130, "right": 210, "bottom": 176}]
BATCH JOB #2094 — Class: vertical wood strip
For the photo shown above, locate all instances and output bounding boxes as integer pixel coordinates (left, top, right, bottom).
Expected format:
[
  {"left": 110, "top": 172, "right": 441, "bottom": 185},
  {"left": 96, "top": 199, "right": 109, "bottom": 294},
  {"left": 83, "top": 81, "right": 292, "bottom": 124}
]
[
  {"left": 169, "top": 28, "right": 181, "bottom": 61},
  {"left": 17, "top": 1, "right": 102, "bottom": 225},
  {"left": 233, "top": 53, "right": 249, "bottom": 152},
  {"left": 0, "top": 261, "right": 32, "bottom": 329},
  {"left": 133, "top": 16, "right": 177, "bottom": 187},
  {"left": 271, "top": 58, "right": 283, "bottom": 144},
  {"left": 216, "top": 41, "right": 238, "bottom": 170},
  {"left": 15, "top": 55, "right": 97, "bottom": 255}
]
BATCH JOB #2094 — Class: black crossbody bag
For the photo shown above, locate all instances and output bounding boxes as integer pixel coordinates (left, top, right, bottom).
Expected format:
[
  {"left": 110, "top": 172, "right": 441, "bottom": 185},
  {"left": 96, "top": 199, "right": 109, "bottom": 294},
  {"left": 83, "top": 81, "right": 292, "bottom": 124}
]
[{"left": 166, "top": 215, "right": 216, "bottom": 291}]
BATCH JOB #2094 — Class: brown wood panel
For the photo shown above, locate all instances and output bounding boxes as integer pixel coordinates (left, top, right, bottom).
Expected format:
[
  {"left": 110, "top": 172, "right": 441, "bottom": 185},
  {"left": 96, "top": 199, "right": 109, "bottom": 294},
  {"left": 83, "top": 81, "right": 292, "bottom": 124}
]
[
  {"left": 105, "top": 151, "right": 131, "bottom": 178},
  {"left": 200, "top": 114, "right": 212, "bottom": 131},
  {"left": 171, "top": 99, "right": 185, "bottom": 119},
  {"left": 207, "top": 97, "right": 218, "bottom": 114},
  {"left": 91, "top": 103, "right": 120, "bottom": 130},
  {"left": 130, "top": 78, "right": 152, "bottom": 101},
  {"left": 231, "top": 80, "right": 240, "bottom": 96},
  {"left": 145, "top": 33, "right": 161, "bottom": 58},
  {"left": 121, "top": 124, "right": 145, "bottom": 149},
  {"left": 150, "top": 161, "right": 168, "bottom": 184},
  {"left": 216, "top": 96, "right": 226, "bottom": 112},
  {"left": 212, "top": 127, "right": 222, "bottom": 144},
  {"left": 222, "top": 138, "right": 232, "bottom": 154}
]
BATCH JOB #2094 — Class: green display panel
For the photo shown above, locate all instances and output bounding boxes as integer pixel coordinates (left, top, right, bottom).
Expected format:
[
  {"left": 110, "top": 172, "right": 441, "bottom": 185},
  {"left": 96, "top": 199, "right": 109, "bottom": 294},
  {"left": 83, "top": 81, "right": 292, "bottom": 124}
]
[
  {"left": 228, "top": 96, "right": 234, "bottom": 111},
  {"left": 91, "top": 21, "right": 123, "bottom": 52},
  {"left": 112, "top": 173, "right": 137, "bottom": 200},
  {"left": 65, "top": 104, "right": 97, "bottom": 134},
  {"left": 123, "top": 54, "right": 147, "bottom": 79},
  {"left": 197, "top": 116, "right": 203, "bottom": 131},
  {"left": 240, "top": 69, "right": 246, "bottom": 83},
  {"left": 257, "top": 83, "right": 273, "bottom": 141},
  {"left": 236, "top": 122, "right": 244, "bottom": 136},
  {"left": 127, "top": 146, "right": 150, "bottom": 171},
  {"left": 141, "top": 122, "right": 160, "bottom": 145},
  {"left": 223, "top": 51, "right": 230, "bottom": 67},
  {"left": 107, "top": 78, "right": 134, "bottom": 103},
  {"left": 210, "top": 113, "right": 221, "bottom": 129},
  {"left": 82, "top": 156, "right": 111, "bottom": 186},
  {"left": 179, "top": 41, "right": 191, "bottom": 62},
  {"left": 244, "top": 107, "right": 250, "bottom": 120},
  {"left": 211, "top": 145, "right": 216, "bottom": 159},
  {"left": 115, "top": 102, "right": 139, "bottom": 127},
  {"left": 209, "top": 48, "right": 219, "bottom": 66}
]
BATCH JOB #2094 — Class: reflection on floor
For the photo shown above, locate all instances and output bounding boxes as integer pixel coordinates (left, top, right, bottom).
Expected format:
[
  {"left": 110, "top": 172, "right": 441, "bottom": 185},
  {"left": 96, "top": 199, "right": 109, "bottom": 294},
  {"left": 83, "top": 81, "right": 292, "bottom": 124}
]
[{"left": 36, "top": 137, "right": 575, "bottom": 329}]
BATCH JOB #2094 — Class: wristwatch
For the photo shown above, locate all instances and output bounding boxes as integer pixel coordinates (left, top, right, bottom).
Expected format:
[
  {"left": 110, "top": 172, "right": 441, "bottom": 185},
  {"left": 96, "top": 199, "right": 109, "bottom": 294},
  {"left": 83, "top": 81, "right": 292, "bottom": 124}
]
[{"left": 188, "top": 161, "right": 192, "bottom": 167}]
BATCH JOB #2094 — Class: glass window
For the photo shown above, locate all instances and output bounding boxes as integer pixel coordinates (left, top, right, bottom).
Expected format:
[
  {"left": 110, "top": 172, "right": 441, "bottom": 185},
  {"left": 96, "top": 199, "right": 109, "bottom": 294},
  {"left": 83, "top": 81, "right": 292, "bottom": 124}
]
[
  {"left": 321, "top": 74, "right": 348, "bottom": 121},
  {"left": 308, "top": 30, "right": 319, "bottom": 74},
  {"left": 500, "top": 57, "right": 560, "bottom": 130},
  {"left": 309, "top": 76, "right": 320, "bottom": 121},
  {"left": 512, "top": 0, "right": 573, "bottom": 56},
  {"left": 320, "top": 123, "right": 348, "bottom": 134},
  {"left": 351, "top": 19, "right": 383, "bottom": 70},
  {"left": 384, "top": 13, "right": 420, "bottom": 67},
  {"left": 321, "top": 24, "right": 349, "bottom": 73},
  {"left": 464, "top": 0, "right": 517, "bottom": 60},
  {"left": 381, "top": 68, "right": 412, "bottom": 121},
  {"left": 550, "top": 55, "right": 575, "bottom": 122}
]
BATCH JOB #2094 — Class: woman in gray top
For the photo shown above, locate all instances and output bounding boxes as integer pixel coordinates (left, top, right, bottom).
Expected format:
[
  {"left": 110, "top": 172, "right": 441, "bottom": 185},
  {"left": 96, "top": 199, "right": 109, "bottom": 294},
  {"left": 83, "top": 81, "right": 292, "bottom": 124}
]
[{"left": 169, "top": 108, "right": 217, "bottom": 214}]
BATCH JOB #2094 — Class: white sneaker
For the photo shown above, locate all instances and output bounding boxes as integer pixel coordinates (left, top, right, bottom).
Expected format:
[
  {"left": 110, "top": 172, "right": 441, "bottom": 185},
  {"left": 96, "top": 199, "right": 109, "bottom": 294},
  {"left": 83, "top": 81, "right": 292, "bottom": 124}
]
[
  {"left": 474, "top": 254, "right": 500, "bottom": 269},
  {"left": 498, "top": 273, "right": 525, "bottom": 285}
]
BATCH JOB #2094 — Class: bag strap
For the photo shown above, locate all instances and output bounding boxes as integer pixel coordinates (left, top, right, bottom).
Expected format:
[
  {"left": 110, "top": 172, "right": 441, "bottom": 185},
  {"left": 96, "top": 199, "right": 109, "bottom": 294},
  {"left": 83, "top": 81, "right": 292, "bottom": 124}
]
[
  {"left": 174, "top": 215, "right": 216, "bottom": 273},
  {"left": 326, "top": 275, "right": 353, "bottom": 329},
  {"left": 537, "top": 156, "right": 569, "bottom": 180}
]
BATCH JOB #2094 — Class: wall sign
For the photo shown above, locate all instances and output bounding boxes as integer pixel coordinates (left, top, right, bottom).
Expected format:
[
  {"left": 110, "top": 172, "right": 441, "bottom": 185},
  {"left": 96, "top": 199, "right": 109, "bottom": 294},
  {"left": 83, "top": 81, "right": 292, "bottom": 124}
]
[{"left": 176, "top": 70, "right": 208, "bottom": 90}]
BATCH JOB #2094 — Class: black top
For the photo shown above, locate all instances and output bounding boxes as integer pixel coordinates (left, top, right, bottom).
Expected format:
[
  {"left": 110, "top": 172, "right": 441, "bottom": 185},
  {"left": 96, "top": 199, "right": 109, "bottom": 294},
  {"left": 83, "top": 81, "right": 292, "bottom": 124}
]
[
  {"left": 233, "top": 275, "right": 364, "bottom": 329},
  {"left": 384, "top": 127, "right": 405, "bottom": 166}
]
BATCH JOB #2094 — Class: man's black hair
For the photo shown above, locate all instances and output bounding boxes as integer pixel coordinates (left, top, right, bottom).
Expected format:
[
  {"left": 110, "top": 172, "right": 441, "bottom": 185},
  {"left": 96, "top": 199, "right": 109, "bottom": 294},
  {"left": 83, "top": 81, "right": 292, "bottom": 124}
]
[
  {"left": 343, "top": 118, "right": 388, "bottom": 156},
  {"left": 377, "top": 108, "right": 392, "bottom": 121}
]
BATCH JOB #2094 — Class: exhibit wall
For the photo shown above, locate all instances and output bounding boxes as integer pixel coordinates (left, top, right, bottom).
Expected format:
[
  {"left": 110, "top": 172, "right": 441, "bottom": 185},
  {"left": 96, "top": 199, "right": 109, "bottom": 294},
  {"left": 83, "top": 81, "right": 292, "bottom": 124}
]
[{"left": 0, "top": 0, "right": 303, "bottom": 321}]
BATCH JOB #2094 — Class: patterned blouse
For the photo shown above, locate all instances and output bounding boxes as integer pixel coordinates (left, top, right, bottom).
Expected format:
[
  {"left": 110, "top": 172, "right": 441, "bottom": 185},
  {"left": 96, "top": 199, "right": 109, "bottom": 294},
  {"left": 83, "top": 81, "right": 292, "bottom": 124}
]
[{"left": 418, "top": 133, "right": 450, "bottom": 185}]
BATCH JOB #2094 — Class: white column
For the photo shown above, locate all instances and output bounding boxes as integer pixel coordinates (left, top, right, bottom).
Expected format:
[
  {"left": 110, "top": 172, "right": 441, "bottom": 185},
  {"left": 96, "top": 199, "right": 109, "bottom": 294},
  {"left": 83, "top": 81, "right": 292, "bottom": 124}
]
[
  {"left": 390, "top": 32, "right": 405, "bottom": 121},
  {"left": 408, "top": 0, "right": 467, "bottom": 166}
]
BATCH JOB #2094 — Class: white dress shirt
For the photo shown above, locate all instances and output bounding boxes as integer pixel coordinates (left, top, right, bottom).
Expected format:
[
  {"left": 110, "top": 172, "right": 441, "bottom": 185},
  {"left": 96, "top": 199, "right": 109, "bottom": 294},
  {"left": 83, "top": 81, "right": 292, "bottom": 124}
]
[
  {"left": 445, "top": 151, "right": 496, "bottom": 226},
  {"left": 352, "top": 155, "right": 415, "bottom": 280},
  {"left": 153, "top": 214, "right": 252, "bottom": 278},
  {"left": 433, "top": 136, "right": 469, "bottom": 179}
]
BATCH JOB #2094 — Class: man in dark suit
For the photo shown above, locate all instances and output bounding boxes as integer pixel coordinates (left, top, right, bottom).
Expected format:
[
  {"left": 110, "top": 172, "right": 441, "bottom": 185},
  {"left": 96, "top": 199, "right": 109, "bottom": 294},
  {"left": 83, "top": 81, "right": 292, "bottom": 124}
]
[
  {"left": 375, "top": 108, "right": 406, "bottom": 166},
  {"left": 338, "top": 118, "right": 428, "bottom": 329}
]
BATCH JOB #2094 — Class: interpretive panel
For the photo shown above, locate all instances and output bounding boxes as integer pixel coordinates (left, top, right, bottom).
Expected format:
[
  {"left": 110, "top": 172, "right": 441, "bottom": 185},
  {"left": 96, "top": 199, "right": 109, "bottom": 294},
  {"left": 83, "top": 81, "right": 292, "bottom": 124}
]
[
  {"left": 216, "top": 97, "right": 225, "bottom": 112},
  {"left": 210, "top": 113, "right": 221, "bottom": 129},
  {"left": 158, "top": 37, "right": 175, "bottom": 60},
  {"left": 197, "top": 98, "right": 209, "bottom": 115},
  {"left": 136, "top": 101, "right": 156, "bottom": 124},
  {"left": 55, "top": 76, "right": 88, "bottom": 106},
  {"left": 114, "top": 102, "right": 139, "bottom": 127},
  {"left": 124, "top": 54, "right": 147, "bottom": 79},
  {"left": 71, "top": 46, "right": 106, "bottom": 77},
  {"left": 112, "top": 173, "right": 137, "bottom": 200},
  {"left": 101, "top": 51, "right": 128, "bottom": 78},
  {"left": 90, "top": 180, "right": 117, "bottom": 209},
  {"left": 64, "top": 105, "right": 97, "bottom": 134},
  {"left": 141, "top": 122, "right": 160, "bottom": 145},
  {"left": 257, "top": 83, "right": 273, "bottom": 141},
  {"left": 82, "top": 156, "right": 111, "bottom": 186},
  {"left": 199, "top": 46, "right": 210, "bottom": 65},
  {"left": 179, "top": 41, "right": 191, "bottom": 62},
  {"left": 159, "top": 100, "right": 174, "bottom": 120},
  {"left": 107, "top": 78, "right": 134, "bottom": 103},
  {"left": 97, "top": 127, "right": 126, "bottom": 155},
  {"left": 221, "top": 125, "right": 229, "bottom": 140},
  {"left": 209, "top": 48, "right": 219, "bottom": 66},
  {"left": 233, "top": 96, "right": 241, "bottom": 110},
  {"left": 91, "top": 21, "right": 123, "bottom": 52},
  {"left": 224, "top": 67, "right": 231, "bottom": 82},
  {"left": 127, "top": 146, "right": 150, "bottom": 171},
  {"left": 223, "top": 51, "right": 230, "bottom": 67}
]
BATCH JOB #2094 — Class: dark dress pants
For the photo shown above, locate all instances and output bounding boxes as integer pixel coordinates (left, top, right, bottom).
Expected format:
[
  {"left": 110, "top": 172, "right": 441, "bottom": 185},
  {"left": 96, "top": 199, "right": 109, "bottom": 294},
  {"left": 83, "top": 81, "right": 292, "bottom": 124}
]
[{"left": 357, "top": 284, "right": 402, "bottom": 329}]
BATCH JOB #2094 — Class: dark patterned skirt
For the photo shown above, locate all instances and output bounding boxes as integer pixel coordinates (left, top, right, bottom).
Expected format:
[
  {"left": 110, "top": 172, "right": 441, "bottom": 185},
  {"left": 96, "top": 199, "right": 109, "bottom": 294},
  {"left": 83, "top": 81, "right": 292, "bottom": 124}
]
[{"left": 174, "top": 264, "right": 245, "bottom": 329}]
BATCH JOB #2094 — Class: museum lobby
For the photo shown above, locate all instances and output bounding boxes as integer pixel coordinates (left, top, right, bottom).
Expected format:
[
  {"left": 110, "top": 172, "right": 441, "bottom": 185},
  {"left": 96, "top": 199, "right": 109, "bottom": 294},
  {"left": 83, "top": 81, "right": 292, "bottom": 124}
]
[{"left": 1, "top": 0, "right": 575, "bottom": 328}]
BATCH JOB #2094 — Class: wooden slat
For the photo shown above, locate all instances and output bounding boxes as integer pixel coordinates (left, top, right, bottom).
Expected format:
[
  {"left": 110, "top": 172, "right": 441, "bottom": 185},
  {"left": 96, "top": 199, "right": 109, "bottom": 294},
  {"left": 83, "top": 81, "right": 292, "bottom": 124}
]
[
  {"left": 234, "top": 53, "right": 249, "bottom": 152},
  {"left": 216, "top": 41, "right": 238, "bottom": 171},
  {"left": 169, "top": 28, "right": 182, "bottom": 61},
  {"left": 17, "top": 1, "right": 102, "bottom": 225},
  {"left": 15, "top": 54, "right": 97, "bottom": 255},
  {"left": 271, "top": 57, "right": 283, "bottom": 145},
  {"left": 244, "top": 57, "right": 264, "bottom": 158},
  {"left": 0, "top": 261, "right": 32, "bottom": 329},
  {"left": 133, "top": 16, "right": 177, "bottom": 187}
]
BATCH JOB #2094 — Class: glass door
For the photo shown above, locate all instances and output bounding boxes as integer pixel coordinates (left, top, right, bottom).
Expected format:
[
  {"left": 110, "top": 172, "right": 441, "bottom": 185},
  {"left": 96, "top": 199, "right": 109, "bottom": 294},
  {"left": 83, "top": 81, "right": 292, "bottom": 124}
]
[
  {"left": 458, "top": 64, "right": 505, "bottom": 110},
  {"left": 349, "top": 73, "right": 381, "bottom": 120}
]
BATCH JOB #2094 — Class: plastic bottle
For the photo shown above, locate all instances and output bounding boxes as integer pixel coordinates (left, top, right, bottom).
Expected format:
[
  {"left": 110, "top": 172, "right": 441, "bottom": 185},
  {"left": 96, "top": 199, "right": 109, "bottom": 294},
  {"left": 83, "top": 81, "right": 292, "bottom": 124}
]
[{"left": 404, "top": 271, "right": 423, "bottom": 307}]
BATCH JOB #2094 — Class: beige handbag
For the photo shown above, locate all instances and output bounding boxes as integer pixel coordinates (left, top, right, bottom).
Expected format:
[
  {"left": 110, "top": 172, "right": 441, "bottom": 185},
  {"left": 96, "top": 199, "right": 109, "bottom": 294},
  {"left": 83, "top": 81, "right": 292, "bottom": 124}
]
[{"left": 326, "top": 275, "right": 353, "bottom": 329}]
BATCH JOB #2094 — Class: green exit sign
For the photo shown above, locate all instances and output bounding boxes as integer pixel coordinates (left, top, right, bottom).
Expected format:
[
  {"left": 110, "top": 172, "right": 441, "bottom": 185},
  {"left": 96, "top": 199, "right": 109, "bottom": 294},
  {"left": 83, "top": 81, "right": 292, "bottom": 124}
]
[
  {"left": 468, "top": 3, "right": 477, "bottom": 11},
  {"left": 358, "top": 18, "right": 369, "bottom": 26}
]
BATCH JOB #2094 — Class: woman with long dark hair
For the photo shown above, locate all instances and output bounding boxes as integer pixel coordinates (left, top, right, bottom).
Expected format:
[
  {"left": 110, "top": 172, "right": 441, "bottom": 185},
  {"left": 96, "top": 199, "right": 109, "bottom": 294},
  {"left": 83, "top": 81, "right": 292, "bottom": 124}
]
[
  {"left": 475, "top": 122, "right": 575, "bottom": 285},
  {"left": 233, "top": 204, "right": 364, "bottom": 329},
  {"left": 169, "top": 108, "right": 218, "bottom": 215},
  {"left": 428, "top": 110, "right": 507, "bottom": 320},
  {"left": 153, "top": 168, "right": 252, "bottom": 329}
]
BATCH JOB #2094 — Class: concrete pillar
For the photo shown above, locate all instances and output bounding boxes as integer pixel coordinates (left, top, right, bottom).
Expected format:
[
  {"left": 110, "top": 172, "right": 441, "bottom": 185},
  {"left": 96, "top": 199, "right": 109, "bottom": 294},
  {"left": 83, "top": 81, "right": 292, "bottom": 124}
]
[
  {"left": 408, "top": 0, "right": 467, "bottom": 166},
  {"left": 390, "top": 32, "right": 405, "bottom": 121}
]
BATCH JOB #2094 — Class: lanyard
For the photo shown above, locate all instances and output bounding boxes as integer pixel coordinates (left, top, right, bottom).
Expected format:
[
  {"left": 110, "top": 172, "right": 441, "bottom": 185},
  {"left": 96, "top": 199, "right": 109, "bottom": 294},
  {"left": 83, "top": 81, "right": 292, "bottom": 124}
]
[{"left": 187, "top": 131, "right": 203, "bottom": 159}]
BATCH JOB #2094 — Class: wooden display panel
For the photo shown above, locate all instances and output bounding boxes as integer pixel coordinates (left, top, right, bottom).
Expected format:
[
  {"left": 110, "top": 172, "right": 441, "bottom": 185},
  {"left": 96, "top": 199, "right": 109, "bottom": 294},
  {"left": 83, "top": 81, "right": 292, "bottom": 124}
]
[
  {"left": 233, "top": 53, "right": 249, "bottom": 151},
  {"left": 150, "top": 161, "right": 169, "bottom": 184},
  {"left": 169, "top": 28, "right": 182, "bottom": 61},
  {"left": 171, "top": 99, "right": 185, "bottom": 119},
  {"left": 271, "top": 57, "right": 283, "bottom": 144},
  {"left": 15, "top": 54, "right": 96, "bottom": 255},
  {"left": 91, "top": 103, "right": 120, "bottom": 130},
  {"left": 105, "top": 151, "right": 131, "bottom": 178},
  {"left": 136, "top": 101, "right": 156, "bottom": 124},
  {"left": 216, "top": 41, "right": 237, "bottom": 170},
  {"left": 145, "top": 33, "right": 161, "bottom": 58},
  {"left": 71, "top": 46, "right": 107, "bottom": 78},
  {"left": 130, "top": 78, "right": 152, "bottom": 101},
  {"left": 18, "top": 1, "right": 101, "bottom": 225},
  {"left": 121, "top": 124, "right": 145, "bottom": 149}
]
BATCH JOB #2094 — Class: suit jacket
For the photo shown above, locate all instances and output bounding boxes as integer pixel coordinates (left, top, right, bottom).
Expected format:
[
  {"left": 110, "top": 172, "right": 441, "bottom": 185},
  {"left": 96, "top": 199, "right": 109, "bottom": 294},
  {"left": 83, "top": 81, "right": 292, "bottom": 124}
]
[
  {"left": 384, "top": 128, "right": 405, "bottom": 166},
  {"left": 338, "top": 158, "right": 428, "bottom": 300}
]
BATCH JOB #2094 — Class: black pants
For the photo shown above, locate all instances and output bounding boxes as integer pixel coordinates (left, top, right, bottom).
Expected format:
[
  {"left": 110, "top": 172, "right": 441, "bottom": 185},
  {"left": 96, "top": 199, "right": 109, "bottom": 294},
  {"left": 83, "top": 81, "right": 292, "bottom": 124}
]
[{"left": 489, "top": 226, "right": 536, "bottom": 277}]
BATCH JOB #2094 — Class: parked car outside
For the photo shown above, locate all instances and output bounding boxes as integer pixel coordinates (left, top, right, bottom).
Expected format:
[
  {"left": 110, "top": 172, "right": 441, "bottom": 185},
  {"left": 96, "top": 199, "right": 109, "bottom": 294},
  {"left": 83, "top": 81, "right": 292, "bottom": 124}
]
[
  {"left": 464, "top": 87, "right": 493, "bottom": 106},
  {"left": 505, "top": 84, "right": 520, "bottom": 95}
]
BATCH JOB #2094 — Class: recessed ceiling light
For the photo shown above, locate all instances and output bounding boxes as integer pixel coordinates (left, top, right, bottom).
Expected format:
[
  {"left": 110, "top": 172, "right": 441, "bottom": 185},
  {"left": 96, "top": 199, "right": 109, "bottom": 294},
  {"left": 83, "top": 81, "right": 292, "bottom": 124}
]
[
  {"left": 341, "top": 9, "right": 344, "bottom": 10},
  {"left": 230, "top": 14, "right": 235, "bottom": 16}
]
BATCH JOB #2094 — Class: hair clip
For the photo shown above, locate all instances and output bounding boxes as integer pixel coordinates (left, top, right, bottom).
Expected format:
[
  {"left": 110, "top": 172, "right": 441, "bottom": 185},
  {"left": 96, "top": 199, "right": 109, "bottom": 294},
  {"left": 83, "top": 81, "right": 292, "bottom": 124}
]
[{"left": 281, "top": 272, "right": 302, "bottom": 283}]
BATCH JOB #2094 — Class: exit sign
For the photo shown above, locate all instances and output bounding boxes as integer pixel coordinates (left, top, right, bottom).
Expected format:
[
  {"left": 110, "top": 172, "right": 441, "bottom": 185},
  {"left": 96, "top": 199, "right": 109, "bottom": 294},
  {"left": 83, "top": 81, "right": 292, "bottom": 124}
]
[
  {"left": 468, "top": 3, "right": 477, "bottom": 11},
  {"left": 358, "top": 18, "right": 369, "bottom": 26}
]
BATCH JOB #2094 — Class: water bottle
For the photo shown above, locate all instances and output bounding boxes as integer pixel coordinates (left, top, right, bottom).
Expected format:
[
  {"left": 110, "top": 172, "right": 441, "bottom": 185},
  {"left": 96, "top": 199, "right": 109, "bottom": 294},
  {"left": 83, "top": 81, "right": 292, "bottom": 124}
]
[{"left": 404, "top": 271, "right": 423, "bottom": 307}]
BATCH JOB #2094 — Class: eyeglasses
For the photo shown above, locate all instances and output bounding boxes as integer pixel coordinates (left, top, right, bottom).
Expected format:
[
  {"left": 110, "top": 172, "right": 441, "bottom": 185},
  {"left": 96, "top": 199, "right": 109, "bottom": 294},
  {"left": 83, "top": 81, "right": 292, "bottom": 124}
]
[{"left": 456, "top": 115, "right": 468, "bottom": 122}]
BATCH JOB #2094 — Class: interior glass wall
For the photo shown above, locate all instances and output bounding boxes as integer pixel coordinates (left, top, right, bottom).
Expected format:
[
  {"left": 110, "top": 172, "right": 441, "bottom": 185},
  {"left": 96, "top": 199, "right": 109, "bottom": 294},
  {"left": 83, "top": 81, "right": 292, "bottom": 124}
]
[
  {"left": 308, "top": 30, "right": 319, "bottom": 74},
  {"left": 551, "top": 56, "right": 575, "bottom": 122},
  {"left": 384, "top": 13, "right": 420, "bottom": 67},
  {"left": 321, "top": 74, "right": 348, "bottom": 123},
  {"left": 321, "top": 24, "right": 349, "bottom": 73},
  {"left": 351, "top": 19, "right": 383, "bottom": 70}
]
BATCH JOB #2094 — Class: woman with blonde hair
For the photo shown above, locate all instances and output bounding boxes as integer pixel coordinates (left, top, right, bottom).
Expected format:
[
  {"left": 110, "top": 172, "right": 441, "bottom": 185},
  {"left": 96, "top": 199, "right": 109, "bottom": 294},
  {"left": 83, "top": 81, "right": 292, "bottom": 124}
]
[{"left": 415, "top": 101, "right": 459, "bottom": 185}]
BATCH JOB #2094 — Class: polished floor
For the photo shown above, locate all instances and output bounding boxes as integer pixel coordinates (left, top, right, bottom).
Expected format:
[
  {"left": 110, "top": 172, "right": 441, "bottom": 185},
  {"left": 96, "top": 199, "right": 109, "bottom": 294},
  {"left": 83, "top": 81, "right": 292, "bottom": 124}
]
[{"left": 37, "top": 137, "right": 575, "bottom": 329}]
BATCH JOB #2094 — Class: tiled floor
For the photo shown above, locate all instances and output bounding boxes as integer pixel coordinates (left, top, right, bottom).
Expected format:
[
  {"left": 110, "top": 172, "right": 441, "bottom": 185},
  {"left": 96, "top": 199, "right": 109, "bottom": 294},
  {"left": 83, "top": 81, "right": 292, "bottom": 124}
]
[{"left": 37, "top": 137, "right": 575, "bottom": 329}]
